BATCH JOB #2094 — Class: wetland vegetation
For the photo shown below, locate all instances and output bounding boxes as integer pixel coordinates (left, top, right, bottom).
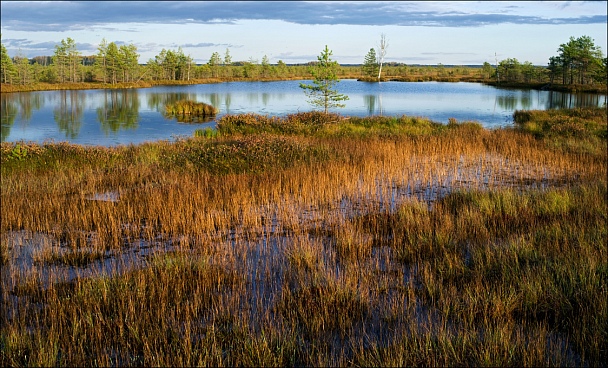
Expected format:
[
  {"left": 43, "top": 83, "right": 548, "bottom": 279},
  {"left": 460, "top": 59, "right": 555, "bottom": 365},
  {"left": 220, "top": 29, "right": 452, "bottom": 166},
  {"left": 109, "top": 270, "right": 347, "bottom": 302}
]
[
  {"left": 1, "top": 107, "right": 606, "bottom": 366},
  {"left": 164, "top": 100, "right": 218, "bottom": 123}
]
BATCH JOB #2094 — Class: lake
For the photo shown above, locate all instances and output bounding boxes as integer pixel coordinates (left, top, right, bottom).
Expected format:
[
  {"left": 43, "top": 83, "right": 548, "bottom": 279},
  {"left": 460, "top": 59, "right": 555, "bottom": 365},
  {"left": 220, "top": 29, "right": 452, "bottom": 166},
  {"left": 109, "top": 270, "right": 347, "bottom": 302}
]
[{"left": 1, "top": 80, "right": 605, "bottom": 146}]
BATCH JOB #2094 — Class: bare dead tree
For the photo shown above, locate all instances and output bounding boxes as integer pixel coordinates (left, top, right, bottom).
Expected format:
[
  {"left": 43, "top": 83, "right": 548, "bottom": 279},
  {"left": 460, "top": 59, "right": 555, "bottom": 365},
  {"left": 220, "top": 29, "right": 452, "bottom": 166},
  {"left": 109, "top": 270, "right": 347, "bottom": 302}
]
[{"left": 377, "top": 33, "right": 388, "bottom": 81}]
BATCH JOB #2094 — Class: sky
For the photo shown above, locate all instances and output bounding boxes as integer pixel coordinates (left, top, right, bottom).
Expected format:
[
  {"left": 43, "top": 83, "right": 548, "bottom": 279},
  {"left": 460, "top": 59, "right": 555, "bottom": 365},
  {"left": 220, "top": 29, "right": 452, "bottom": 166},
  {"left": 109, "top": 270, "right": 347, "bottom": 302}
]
[{"left": 1, "top": 1, "right": 607, "bottom": 66}]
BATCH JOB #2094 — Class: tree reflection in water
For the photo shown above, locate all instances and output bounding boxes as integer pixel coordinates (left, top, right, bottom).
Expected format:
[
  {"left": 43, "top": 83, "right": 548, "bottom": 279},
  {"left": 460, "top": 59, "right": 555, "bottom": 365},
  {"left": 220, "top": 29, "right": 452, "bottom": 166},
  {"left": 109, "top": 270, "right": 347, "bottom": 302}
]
[
  {"left": 1, "top": 98, "right": 17, "bottom": 142},
  {"left": 1, "top": 81, "right": 605, "bottom": 145},
  {"left": 97, "top": 89, "right": 140, "bottom": 134},
  {"left": 1, "top": 92, "right": 44, "bottom": 142},
  {"left": 54, "top": 90, "right": 85, "bottom": 139}
]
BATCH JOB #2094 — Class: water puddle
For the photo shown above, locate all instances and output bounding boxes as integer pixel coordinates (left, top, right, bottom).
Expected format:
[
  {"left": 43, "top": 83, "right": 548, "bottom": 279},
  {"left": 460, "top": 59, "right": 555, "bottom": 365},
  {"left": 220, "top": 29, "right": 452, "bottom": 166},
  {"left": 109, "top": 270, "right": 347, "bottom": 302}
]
[
  {"left": 0, "top": 151, "right": 584, "bottom": 364},
  {"left": 1, "top": 230, "right": 179, "bottom": 293},
  {"left": 2, "top": 152, "right": 577, "bottom": 294},
  {"left": 86, "top": 191, "right": 120, "bottom": 202}
]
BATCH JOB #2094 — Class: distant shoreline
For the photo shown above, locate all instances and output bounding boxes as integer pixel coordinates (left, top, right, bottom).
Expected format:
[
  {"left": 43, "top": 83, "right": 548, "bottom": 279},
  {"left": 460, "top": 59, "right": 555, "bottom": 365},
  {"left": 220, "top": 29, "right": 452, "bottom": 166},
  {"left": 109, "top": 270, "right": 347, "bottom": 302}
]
[{"left": 2, "top": 77, "right": 606, "bottom": 95}]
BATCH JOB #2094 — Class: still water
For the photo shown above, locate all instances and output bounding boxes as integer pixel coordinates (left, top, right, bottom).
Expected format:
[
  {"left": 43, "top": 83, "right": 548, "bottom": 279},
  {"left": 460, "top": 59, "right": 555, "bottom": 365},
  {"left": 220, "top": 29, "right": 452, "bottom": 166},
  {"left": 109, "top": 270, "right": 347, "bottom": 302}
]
[{"left": 2, "top": 80, "right": 605, "bottom": 146}]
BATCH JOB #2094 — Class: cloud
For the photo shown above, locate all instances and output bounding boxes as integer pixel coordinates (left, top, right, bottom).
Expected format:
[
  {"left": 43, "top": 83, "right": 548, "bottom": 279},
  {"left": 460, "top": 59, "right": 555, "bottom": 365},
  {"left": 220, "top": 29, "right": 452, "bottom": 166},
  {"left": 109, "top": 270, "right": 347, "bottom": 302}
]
[
  {"left": 1, "top": 1, "right": 606, "bottom": 32},
  {"left": 4, "top": 38, "right": 59, "bottom": 51},
  {"left": 273, "top": 51, "right": 318, "bottom": 62},
  {"left": 421, "top": 52, "right": 477, "bottom": 56},
  {"left": 180, "top": 42, "right": 229, "bottom": 48}
]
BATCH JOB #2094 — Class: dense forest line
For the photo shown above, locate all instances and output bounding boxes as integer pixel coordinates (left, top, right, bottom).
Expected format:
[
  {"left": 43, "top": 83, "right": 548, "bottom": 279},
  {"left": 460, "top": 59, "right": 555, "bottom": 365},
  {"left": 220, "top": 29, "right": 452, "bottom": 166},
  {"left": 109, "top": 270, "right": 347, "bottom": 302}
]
[{"left": 1, "top": 35, "right": 606, "bottom": 92}]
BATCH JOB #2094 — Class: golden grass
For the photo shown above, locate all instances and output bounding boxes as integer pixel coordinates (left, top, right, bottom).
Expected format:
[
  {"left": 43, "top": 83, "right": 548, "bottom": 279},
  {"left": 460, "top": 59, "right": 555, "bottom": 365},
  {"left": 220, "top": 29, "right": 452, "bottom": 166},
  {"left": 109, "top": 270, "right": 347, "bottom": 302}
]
[{"left": 1, "top": 109, "right": 606, "bottom": 366}]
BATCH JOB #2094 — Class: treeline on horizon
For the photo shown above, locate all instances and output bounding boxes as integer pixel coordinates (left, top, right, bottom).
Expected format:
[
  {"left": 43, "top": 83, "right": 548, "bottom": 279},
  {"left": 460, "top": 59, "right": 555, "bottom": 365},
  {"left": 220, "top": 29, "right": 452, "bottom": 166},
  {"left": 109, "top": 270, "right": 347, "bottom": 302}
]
[{"left": 1, "top": 35, "right": 606, "bottom": 88}]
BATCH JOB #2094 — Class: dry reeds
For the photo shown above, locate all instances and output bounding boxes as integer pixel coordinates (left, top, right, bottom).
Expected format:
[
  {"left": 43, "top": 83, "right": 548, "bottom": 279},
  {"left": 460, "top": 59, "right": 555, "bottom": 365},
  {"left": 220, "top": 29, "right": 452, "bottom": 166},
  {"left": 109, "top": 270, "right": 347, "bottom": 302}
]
[{"left": 1, "top": 108, "right": 606, "bottom": 366}]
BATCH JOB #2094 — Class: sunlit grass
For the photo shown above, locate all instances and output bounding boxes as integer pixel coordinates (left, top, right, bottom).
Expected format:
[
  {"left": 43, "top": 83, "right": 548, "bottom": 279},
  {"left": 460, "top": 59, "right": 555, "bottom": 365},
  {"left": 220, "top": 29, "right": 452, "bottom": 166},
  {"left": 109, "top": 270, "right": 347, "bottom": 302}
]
[
  {"left": 1, "top": 108, "right": 606, "bottom": 366},
  {"left": 514, "top": 107, "right": 607, "bottom": 156}
]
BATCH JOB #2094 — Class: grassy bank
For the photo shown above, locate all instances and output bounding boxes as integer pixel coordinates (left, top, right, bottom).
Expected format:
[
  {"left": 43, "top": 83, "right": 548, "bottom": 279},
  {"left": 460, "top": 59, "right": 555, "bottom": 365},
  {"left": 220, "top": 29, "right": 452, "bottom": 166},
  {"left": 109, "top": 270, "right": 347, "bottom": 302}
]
[
  {"left": 1, "top": 108, "right": 606, "bottom": 366},
  {"left": 0, "top": 76, "right": 308, "bottom": 93},
  {"left": 484, "top": 81, "right": 608, "bottom": 94},
  {"left": 4, "top": 76, "right": 606, "bottom": 94}
]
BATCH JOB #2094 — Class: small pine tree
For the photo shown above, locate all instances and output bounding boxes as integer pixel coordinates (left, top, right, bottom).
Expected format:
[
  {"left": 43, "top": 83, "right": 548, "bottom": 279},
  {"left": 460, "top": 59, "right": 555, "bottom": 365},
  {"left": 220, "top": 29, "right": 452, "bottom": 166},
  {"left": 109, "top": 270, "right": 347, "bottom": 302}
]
[
  {"left": 362, "top": 48, "right": 378, "bottom": 78},
  {"left": 299, "top": 45, "right": 349, "bottom": 114}
]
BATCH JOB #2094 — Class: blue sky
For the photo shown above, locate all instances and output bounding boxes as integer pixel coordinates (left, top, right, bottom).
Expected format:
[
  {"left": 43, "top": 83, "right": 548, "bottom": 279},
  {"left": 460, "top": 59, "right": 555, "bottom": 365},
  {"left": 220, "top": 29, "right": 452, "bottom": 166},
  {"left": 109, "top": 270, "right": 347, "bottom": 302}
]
[{"left": 1, "top": 1, "right": 606, "bottom": 65}]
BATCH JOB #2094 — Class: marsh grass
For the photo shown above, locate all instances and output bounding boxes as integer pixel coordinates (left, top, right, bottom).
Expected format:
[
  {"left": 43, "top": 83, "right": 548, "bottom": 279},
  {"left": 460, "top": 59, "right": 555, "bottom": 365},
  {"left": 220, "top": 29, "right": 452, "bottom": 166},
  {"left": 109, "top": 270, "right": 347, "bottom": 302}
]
[
  {"left": 164, "top": 100, "right": 218, "bottom": 123},
  {"left": 215, "top": 111, "right": 460, "bottom": 138},
  {"left": 194, "top": 127, "right": 220, "bottom": 139},
  {"left": 1, "top": 108, "right": 606, "bottom": 366},
  {"left": 514, "top": 107, "right": 607, "bottom": 156}
]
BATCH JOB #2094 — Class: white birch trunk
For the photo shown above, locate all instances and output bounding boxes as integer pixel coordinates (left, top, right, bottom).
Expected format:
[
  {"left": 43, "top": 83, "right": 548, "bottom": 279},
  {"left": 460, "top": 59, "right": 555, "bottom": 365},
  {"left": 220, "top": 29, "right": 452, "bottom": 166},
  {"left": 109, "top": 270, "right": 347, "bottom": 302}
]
[{"left": 377, "top": 34, "right": 388, "bottom": 81}]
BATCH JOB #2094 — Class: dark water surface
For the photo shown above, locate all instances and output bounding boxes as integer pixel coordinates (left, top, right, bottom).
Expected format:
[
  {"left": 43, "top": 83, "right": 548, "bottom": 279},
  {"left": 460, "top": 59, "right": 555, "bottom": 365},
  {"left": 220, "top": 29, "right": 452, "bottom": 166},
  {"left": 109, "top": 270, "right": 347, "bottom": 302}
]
[{"left": 2, "top": 80, "right": 605, "bottom": 146}]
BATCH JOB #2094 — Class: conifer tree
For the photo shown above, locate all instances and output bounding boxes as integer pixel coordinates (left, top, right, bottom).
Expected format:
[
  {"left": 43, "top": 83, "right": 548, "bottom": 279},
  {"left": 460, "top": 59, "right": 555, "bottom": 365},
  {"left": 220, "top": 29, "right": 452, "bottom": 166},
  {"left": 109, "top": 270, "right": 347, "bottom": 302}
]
[
  {"left": 363, "top": 48, "right": 378, "bottom": 78},
  {"left": 299, "top": 45, "right": 349, "bottom": 113},
  {"left": 0, "top": 40, "right": 16, "bottom": 84}
]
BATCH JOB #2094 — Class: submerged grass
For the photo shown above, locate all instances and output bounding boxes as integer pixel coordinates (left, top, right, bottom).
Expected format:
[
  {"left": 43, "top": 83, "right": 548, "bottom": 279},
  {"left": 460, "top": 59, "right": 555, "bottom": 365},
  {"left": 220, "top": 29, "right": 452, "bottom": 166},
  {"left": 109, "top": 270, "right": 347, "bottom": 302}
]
[{"left": 1, "top": 108, "right": 606, "bottom": 366}]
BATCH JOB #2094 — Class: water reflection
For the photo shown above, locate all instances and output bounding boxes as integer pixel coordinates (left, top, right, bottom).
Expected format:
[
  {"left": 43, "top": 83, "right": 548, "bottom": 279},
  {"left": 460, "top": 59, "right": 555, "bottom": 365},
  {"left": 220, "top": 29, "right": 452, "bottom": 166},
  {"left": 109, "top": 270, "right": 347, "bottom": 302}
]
[
  {"left": 147, "top": 92, "right": 199, "bottom": 111},
  {"left": 1, "top": 97, "right": 18, "bottom": 141},
  {"left": 364, "top": 95, "right": 376, "bottom": 115},
  {"left": 148, "top": 92, "right": 218, "bottom": 123},
  {"left": 545, "top": 91, "right": 605, "bottom": 109},
  {"left": 208, "top": 93, "right": 222, "bottom": 112},
  {"left": 97, "top": 90, "right": 140, "bottom": 133},
  {"left": 54, "top": 90, "right": 85, "bottom": 139},
  {"left": 224, "top": 93, "right": 232, "bottom": 112},
  {"left": 262, "top": 92, "right": 270, "bottom": 106},
  {"left": 1, "top": 81, "right": 605, "bottom": 146},
  {"left": 247, "top": 92, "right": 259, "bottom": 105},
  {"left": 17, "top": 93, "right": 44, "bottom": 122},
  {"left": 364, "top": 95, "right": 377, "bottom": 116},
  {"left": 520, "top": 93, "right": 531, "bottom": 110},
  {"left": 1, "top": 93, "right": 45, "bottom": 142},
  {"left": 496, "top": 96, "right": 517, "bottom": 110}
]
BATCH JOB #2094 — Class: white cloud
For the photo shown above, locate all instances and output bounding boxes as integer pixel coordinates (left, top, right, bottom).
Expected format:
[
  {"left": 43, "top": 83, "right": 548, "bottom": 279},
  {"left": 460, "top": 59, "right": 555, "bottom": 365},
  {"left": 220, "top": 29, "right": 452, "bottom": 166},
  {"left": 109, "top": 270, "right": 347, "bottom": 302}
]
[{"left": 1, "top": 1, "right": 606, "bottom": 64}]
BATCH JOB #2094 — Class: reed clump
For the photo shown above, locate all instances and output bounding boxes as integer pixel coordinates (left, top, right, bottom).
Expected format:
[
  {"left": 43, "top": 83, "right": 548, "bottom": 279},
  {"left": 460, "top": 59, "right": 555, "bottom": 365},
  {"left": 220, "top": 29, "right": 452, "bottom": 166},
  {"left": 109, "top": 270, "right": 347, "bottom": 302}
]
[
  {"left": 1, "top": 108, "right": 606, "bottom": 366},
  {"left": 164, "top": 99, "right": 218, "bottom": 122},
  {"left": 513, "top": 107, "right": 607, "bottom": 156}
]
